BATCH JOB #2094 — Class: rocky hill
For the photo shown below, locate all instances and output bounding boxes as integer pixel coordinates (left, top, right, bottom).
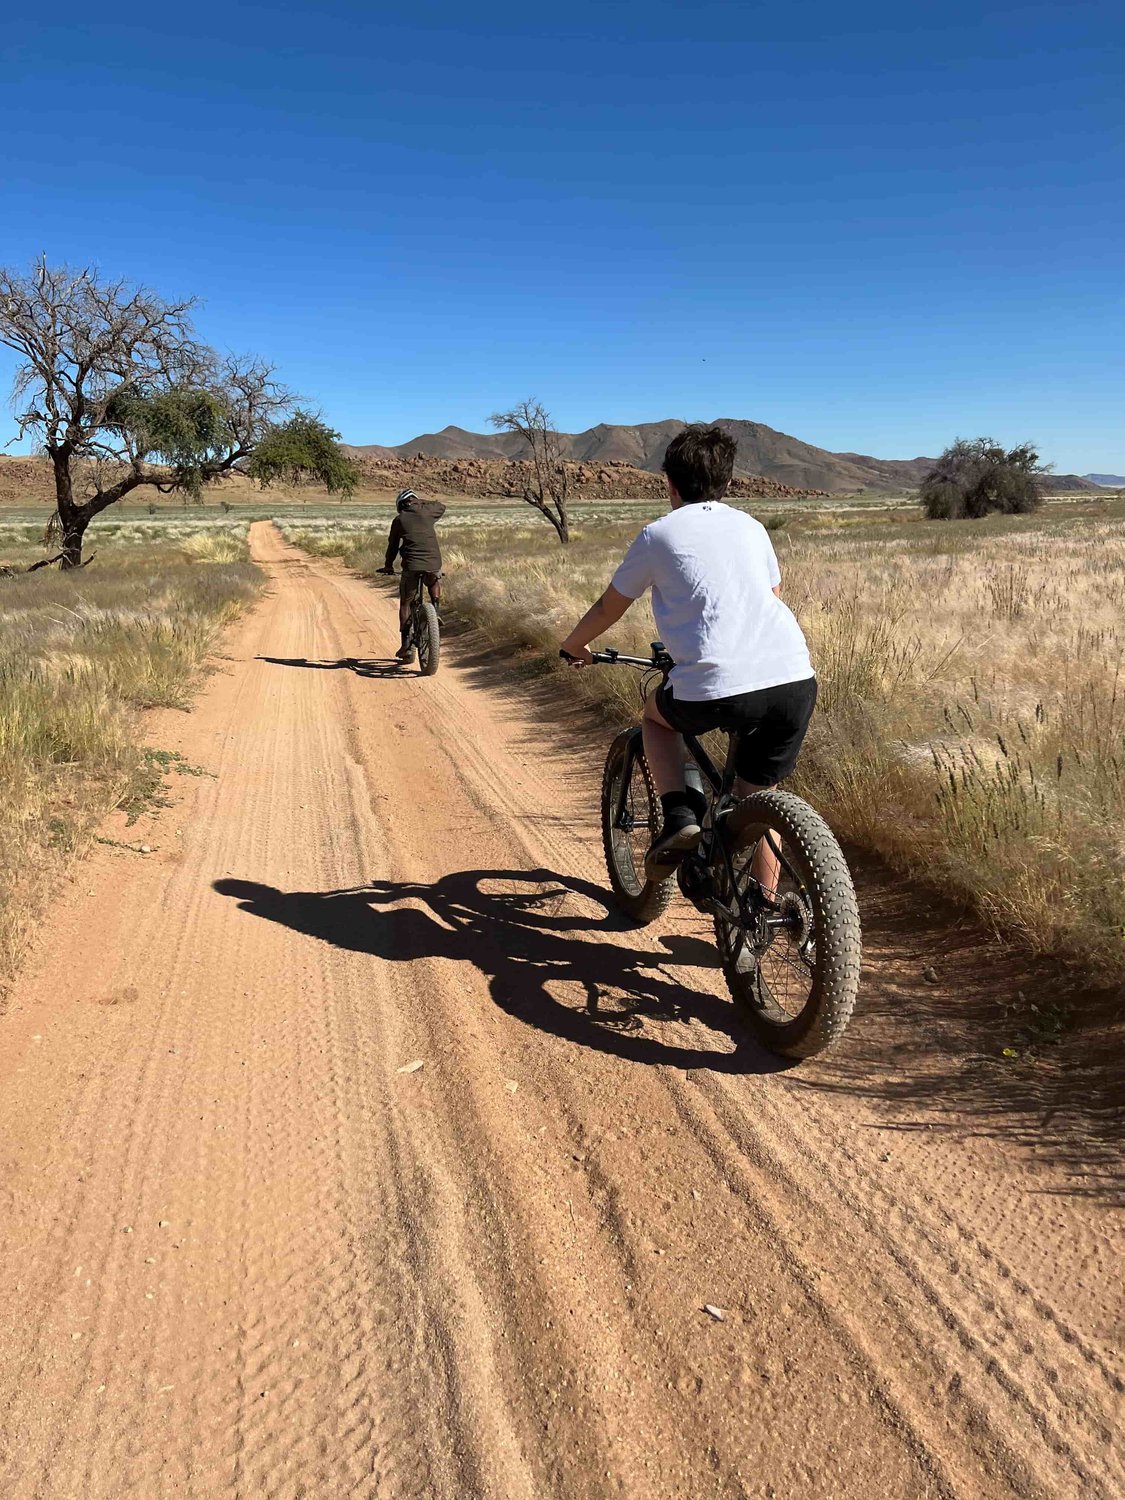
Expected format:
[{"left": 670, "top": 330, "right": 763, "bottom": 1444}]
[
  {"left": 1037, "top": 473, "right": 1103, "bottom": 493},
  {"left": 342, "top": 450, "right": 823, "bottom": 502},
  {"left": 356, "top": 418, "right": 934, "bottom": 493},
  {"left": 0, "top": 456, "right": 52, "bottom": 503}
]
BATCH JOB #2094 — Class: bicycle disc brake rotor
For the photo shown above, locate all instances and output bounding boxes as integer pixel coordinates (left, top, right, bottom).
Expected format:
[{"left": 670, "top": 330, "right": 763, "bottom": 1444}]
[{"left": 778, "top": 889, "right": 813, "bottom": 950}]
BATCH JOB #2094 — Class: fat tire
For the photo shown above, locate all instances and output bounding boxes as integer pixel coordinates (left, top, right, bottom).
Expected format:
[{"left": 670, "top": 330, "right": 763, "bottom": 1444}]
[
  {"left": 600, "top": 731, "right": 676, "bottom": 925},
  {"left": 416, "top": 601, "right": 441, "bottom": 676},
  {"left": 715, "top": 790, "right": 861, "bottom": 1057}
]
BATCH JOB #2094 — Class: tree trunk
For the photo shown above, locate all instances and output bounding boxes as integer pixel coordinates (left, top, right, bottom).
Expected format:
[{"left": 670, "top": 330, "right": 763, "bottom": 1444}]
[
  {"left": 50, "top": 449, "right": 91, "bottom": 568},
  {"left": 60, "top": 509, "right": 91, "bottom": 569}
]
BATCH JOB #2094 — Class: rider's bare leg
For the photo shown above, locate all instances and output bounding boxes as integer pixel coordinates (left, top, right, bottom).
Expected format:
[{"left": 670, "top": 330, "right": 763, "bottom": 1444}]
[
  {"left": 734, "top": 775, "right": 781, "bottom": 901},
  {"left": 427, "top": 577, "right": 442, "bottom": 607},
  {"left": 641, "top": 692, "right": 684, "bottom": 795}
]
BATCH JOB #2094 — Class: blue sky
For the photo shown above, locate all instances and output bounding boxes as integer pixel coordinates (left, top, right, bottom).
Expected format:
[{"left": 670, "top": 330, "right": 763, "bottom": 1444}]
[{"left": 1, "top": 1, "right": 1121, "bottom": 470}]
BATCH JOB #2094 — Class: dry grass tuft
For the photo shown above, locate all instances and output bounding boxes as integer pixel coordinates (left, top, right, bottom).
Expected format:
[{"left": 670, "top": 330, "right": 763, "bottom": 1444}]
[{"left": 0, "top": 539, "right": 260, "bottom": 980}]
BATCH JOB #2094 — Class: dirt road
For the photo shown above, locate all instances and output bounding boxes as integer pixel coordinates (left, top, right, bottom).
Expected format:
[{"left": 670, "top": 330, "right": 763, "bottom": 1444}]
[{"left": 0, "top": 523, "right": 1119, "bottom": 1499}]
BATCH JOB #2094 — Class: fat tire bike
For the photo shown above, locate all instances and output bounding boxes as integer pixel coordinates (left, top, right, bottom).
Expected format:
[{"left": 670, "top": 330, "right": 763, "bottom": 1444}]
[
  {"left": 568, "top": 642, "right": 862, "bottom": 1058},
  {"left": 404, "top": 575, "right": 441, "bottom": 677}
]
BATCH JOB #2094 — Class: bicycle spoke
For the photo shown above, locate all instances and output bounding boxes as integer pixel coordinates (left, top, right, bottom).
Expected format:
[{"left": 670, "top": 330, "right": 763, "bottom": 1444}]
[
  {"left": 718, "top": 831, "right": 817, "bottom": 1021},
  {"left": 609, "top": 756, "right": 657, "bottom": 895}
]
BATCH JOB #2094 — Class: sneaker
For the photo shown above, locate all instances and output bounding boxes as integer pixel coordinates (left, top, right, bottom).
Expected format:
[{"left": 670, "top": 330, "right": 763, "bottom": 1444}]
[
  {"left": 644, "top": 814, "right": 702, "bottom": 881},
  {"left": 395, "top": 645, "right": 416, "bottom": 665}
]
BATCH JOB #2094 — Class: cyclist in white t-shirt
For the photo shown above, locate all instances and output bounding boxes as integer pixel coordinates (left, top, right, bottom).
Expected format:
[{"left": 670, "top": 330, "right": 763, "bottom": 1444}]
[{"left": 559, "top": 424, "right": 817, "bottom": 877}]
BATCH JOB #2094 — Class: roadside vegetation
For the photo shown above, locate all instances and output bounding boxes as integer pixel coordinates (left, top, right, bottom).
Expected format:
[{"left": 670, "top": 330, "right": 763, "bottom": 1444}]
[
  {"left": 281, "top": 500, "right": 1125, "bottom": 984},
  {"left": 919, "top": 437, "right": 1045, "bottom": 519},
  {"left": 0, "top": 521, "right": 260, "bottom": 980}
]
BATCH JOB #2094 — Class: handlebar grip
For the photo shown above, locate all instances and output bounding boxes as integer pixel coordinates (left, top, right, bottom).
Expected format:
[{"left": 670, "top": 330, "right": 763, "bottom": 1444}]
[{"left": 559, "top": 649, "right": 579, "bottom": 663}]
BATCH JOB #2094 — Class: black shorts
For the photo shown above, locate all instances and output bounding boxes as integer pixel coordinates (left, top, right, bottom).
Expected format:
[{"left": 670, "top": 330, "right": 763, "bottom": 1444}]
[
  {"left": 399, "top": 568, "right": 441, "bottom": 602},
  {"left": 655, "top": 676, "right": 817, "bottom": 786}
]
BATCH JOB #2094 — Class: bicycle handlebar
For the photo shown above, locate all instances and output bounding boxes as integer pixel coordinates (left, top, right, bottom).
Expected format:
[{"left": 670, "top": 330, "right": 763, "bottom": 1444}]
[{"left": 559, "top": 641, "right": 674, "bottom": 670}]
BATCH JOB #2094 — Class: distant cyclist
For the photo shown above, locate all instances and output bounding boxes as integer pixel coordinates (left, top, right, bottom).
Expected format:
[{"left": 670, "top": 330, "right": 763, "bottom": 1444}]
[{"left": 379, "top": 488, "right": 446, "bottom": 663}]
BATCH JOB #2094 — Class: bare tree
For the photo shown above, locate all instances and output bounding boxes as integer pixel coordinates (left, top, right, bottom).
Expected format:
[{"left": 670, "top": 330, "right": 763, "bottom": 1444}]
[
  {"left": 489, "top": 398, "right": 571, "bottom": 543},
  {"left": 1, "top": 258, "right": 355, "bottom": 566}
]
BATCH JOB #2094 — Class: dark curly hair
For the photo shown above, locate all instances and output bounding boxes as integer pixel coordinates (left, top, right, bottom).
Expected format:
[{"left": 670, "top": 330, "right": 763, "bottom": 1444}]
[{"left": 661, "top": 424, "right": 737, "bottom": 504}]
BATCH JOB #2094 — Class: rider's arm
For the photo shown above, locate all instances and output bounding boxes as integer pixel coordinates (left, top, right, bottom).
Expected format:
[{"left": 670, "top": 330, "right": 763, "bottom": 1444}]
[
  {"left": 561, "top": 525, "right": 650, "bottom": 661},
  {"left": 384, "top": 517, "right": 402, "bottom": 570},
  {"left": 560, "top": 584, "right": 632, "bottom": 659}
]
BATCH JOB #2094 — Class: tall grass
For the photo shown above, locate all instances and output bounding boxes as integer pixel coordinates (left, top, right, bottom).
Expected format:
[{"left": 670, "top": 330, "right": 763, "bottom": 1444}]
[
  {"left": 0, "top": 543, "right": 261, "bottom": 981},
  {"left": 283, "top": 509, "right": 1125, "bottom": 983}
]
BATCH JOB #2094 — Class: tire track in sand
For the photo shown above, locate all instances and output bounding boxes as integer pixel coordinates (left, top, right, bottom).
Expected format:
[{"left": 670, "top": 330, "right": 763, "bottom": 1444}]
[{"left": 0, "top": 522, "right": 1118, "bottom": 1499}]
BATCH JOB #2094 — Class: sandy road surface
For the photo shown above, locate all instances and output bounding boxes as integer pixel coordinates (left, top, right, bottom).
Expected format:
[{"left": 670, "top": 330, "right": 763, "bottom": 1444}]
[{"left": 0, "top": 522, "right": 1119, "bottom": 1499}]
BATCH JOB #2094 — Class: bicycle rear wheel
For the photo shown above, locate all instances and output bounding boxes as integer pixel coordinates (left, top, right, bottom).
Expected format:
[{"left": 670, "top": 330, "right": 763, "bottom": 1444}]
[
  {"left": 414, "top": 600, "right": 440, "bottom": 676},
  {"left": 714, "top": 790, "right": 861, "bottom": 1057},
  {"left": 600, "top": 730, "right": 675, "bottom": 924}
]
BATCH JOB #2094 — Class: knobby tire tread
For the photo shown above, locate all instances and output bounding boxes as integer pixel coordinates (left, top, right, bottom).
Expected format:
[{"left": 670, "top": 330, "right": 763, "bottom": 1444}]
[
  {"left": 417, "top": 601, "right": 440, "bottom": 676},
  {"left": 716, "top": 789, "right": 861, "bottom": 1057},
  {"left": 600, "top": 732, "right": 675, "bottom": 926}
]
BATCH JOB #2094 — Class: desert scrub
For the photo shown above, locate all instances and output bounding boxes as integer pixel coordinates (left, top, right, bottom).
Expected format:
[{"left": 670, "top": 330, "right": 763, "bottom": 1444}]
[
  {"left": 287, "top": 506, "right": 1125, "bottom": 985},
  {"left": 0, "top": 546, "right": 261, "bottom": 981},
  {"left": 760, "top": 520, "right": 1124, "bottom": 977}
]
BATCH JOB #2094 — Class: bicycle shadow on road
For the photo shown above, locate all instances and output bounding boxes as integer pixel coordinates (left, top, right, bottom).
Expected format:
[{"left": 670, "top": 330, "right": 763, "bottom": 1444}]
[
  {"left": 257, "top": 655, "right": 421, "bottom": 680},
  {"left": 213, "top": 867, "right": 786, "bottom": 1075}
]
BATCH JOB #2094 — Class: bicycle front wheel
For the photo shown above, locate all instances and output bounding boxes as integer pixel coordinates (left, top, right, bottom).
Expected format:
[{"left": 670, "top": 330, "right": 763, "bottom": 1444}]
[
  {"left": 714, "top": 790, "right": 861, "bottom": 1057},
  {"left": 415, "top": 601, "right": 440, "bottom": 676},
  {"left": 600, "top": 730, "right": 675, "bottom": 925}
]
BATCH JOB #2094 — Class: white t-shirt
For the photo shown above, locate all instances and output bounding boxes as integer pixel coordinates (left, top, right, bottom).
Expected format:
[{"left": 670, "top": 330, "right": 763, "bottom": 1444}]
[{"left": 610, "top": 501, "right": 814, "bottom": 700}]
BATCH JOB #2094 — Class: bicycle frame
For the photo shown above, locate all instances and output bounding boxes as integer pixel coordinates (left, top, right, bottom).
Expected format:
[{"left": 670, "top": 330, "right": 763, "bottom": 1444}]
[
  {"left": 595, "top": 648, "right": 803, "bottom": 927},
  {"left": 612, "top": 723, "right": 730, "bottom": 828}
]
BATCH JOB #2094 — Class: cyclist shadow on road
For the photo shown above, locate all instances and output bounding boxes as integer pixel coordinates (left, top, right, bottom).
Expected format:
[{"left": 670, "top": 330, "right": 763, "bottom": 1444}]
[
  {"left": 257, "top": 655, "right": 420, "bottom": 680},
  {"left": 213, "top": 867, "right": 786, "bottom": 1075}
]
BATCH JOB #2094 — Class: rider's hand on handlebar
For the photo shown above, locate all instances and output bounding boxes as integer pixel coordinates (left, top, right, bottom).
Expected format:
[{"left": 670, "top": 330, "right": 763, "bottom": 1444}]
[
  {"left": 559, "top": 641, "right": 593, "bottom": 668},
  {"left": 378, "top": 566, "right": 395, "bottom": 576}
]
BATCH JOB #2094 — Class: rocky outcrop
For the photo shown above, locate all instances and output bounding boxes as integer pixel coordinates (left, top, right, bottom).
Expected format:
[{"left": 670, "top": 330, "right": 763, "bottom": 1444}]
[{"left": 347, "top": 452, "right": 826, "bottom": 501}]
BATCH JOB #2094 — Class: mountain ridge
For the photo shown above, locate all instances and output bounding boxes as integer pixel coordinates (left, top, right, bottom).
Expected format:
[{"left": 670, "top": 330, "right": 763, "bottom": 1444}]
[
  {"left": 347, "top": 418, "right": 1103, "bottom": 494},
  {"left": 349, "top": 418, "right": 932, "bottom": 493}
]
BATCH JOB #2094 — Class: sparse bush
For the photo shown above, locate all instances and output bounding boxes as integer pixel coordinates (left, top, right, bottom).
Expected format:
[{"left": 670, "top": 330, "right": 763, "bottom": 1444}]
[
  {"left": 0, "top": 545, "right": 261, "bottom": 980},
  {"left": 920, "top": 438, "right": 1045, "bottom": 520},
  {"left": 247, "top": 412, "right": 358, "bottom": 496}
]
